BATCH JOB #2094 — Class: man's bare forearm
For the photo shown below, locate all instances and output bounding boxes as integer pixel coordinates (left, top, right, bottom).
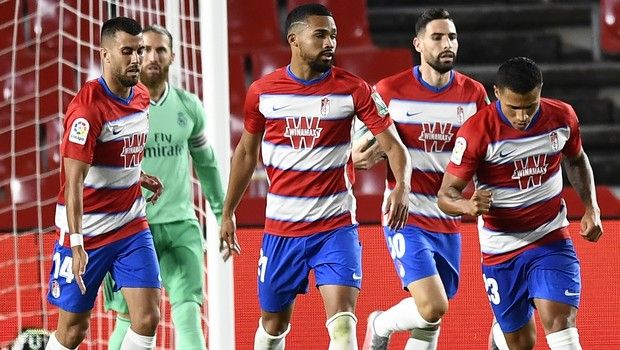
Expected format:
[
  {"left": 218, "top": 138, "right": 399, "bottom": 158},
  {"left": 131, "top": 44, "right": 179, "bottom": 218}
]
[
  {"left": 438, "top": 186, "right": 470, "bottom": 216},
  {"left": 221, "top": 146, "right": 259, "bottom": 219},
  {"left": 384, "top": 143, "right": 411, "bottom": 188},
  {"left": 65, "top": 180, "right": 84, "bottom": 234},
  {"left": 564, "top": 151, "right": 599, "bottom": 212}
]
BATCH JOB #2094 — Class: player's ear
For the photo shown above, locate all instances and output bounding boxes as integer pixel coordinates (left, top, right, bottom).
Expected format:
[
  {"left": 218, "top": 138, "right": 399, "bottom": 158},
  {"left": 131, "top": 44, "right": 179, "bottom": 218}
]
[
  {"left": 287, "top": 32, "right": 298, "bottom": 47},
  {"left": 412, "top": 36, "right": 421, "bottom": 53},
  {"left": 493, "top": 85, "right": 500, "bottom": 100},
  {"left": 170, "top": 51, "right": 175, "bottom": 64},
  {"left": 100, "top": 47, "right": 110, "bottom": 64}
]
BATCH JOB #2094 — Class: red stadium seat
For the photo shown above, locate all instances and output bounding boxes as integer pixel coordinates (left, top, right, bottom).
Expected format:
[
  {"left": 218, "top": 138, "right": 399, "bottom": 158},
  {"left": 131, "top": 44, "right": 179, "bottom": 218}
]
[
  {"left": 601, "top": 0, "right": 620, "bottom": 55},
  {"left": 0, "top": 178, "right": 57, "bottom": 231},
  {"left": 250, "top": 47, "right": 291, "bottom": 80},
  {"left": 42, "top": 118, "right": 63, "bottom": 172},
  {"left": 229, "top": 51, "right": 247, "bottom": 148},
  {"left": 335, "top": 47, "right": 413, "bottom": 85},
  {"left": 0, "top": 44, "right": 38, "bottom": 78},
  {"left": 0, "top": 155, "right": 11, "bottom": 184},
  {"left": 0, "top": 49, "right": 76, "bottom": 120},
  {"left": 13, "top": 122, "right": 37, "bottom": 153},
  {"left": 229, "top": 51, "right": 247, "bottom": 117},
  {"left": 26, "top": 0, "right": 109, "bottom": 51},
  {"left": 12, "top": 176, "right": 57, "bottom": 229},
  {"left": 0, "top": 119, "right": 61, "bottom": 197},
  {"left": 249, "top": 46, "right": 412, "bottom": 85},
  {"left": 0, "top": 151, "right": 37, "bottom": 199},
  {"left": 228, "top": 0, "right": 284, "bottom": 50},
  {"left": 0, "top": 0, "right": 19, "bottom": 24},
  {"left": 287, "top": 0, "right": 373, "bottom": 48},
  {"left": 0, "top": 1, "right": 28, "bottom": 50}
]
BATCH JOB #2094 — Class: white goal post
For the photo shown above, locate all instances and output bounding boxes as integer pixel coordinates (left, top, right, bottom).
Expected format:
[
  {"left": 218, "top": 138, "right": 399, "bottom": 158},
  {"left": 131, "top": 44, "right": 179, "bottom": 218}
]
[{"left": 0, "top": 0, "right": 234, "bottom": 348}]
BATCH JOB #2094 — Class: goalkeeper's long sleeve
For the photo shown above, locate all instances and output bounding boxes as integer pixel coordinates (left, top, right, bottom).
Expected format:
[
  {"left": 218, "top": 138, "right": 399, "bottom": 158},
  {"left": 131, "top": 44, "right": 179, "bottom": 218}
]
[{"left": 190, "top": 143, "right": 225, "bottom": 225}]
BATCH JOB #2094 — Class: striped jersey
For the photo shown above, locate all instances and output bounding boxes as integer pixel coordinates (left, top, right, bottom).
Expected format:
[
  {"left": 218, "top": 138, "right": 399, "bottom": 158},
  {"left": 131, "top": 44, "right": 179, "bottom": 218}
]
[
  {"left": 244, "top": 65, "right": 393, "bottom": 236},
  {"left": 446, "top": 99, "right": 582, "bottom": 265},
  {"left": 376, "top": 66, "right": 488, "bottom": 233},
  {"left": 55, "top": 77, "right": 150, "bottom": 249}
]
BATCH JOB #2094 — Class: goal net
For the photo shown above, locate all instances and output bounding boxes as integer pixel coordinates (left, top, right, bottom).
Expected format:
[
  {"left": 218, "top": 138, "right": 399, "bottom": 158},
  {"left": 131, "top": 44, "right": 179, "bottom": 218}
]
[{"left": 0, "top": 1, "right": 220, "bottom": 348}]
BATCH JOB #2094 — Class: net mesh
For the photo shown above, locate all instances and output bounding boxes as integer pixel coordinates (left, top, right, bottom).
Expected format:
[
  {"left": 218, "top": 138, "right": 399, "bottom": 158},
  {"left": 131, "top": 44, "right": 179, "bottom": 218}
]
[{"left": 0, "top": 1, "right": 209, "bottom": 348}]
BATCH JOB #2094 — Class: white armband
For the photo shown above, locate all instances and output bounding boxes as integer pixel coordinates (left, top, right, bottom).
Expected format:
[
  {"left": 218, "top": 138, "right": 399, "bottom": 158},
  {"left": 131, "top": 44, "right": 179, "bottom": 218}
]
[{"left": 70, "top": 233, "right": 84, "bottom": 247}]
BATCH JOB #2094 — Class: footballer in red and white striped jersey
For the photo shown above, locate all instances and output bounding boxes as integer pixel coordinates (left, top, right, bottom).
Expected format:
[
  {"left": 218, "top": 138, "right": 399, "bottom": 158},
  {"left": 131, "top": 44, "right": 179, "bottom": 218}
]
[
  {"left": 376, "top": 66, "right": 488, "bottom": 233},
  {"left": 244, "top": 65, "right": 392, "bottom": 237},
  {"left": 55, "top": 77, "right": 150, "bottom": 249},
  {"left": 446, "top": 98, "right": 582, "bottom": 264}
]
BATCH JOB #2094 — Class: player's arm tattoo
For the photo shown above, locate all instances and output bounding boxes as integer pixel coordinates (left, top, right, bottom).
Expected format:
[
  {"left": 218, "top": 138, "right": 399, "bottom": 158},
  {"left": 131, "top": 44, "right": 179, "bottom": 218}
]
[{"left": 563, "top": 149, "right": 599, "bottom": 211}]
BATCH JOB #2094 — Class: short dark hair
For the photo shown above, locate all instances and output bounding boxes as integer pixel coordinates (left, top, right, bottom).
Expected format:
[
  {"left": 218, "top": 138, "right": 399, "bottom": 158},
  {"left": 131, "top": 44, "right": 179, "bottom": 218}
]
[
  {"left": 143, "top": 24, "right": 173, "bottom": 50},
  {"left": 285, "top": 3, "right": 333, "bottom": 34},
  {"left": 496, "top": 57, "right": 543, "bottom": 94},
  {"left": 415, "top": 8, "right": 452, "bottom": 36},
  {"left": 101, "top": 17, "right": 142, "bottom": 41}
]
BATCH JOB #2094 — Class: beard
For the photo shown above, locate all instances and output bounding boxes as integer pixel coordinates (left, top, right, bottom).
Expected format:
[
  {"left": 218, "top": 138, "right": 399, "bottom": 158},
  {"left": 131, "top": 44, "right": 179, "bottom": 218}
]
[
  {"left": 309, "top": 58, "right": 333, "bottom": 73},
  {"left": 140, "top": 64, "right": 169, "bottom": 88},
  {"left": 115, "top": 66, "right": 140, "bottom": 87},
  {"left": 427, "top": 53, "right": 456, "bottom": 74},
  {"left": 303, "top": 47, "right": 334, "bottom": 74}
]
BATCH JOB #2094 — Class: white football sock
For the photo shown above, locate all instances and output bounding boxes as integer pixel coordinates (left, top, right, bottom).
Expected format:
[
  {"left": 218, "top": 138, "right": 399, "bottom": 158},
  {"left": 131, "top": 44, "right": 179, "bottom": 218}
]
[
  {"left": 45, "top": 332, "right": 76, "bottom": 350},
  {"left": 254, "top": 317, "right": 290, "bottom": 350},
  {"left": 120, "top": 327, "right": 156, "bottom": 350},
  {"left": 492, "top": 320, "right": 510, "bottom": 350},
  {"left": 373, "top": 297, "right": 440, "bottom": 337},
  {"left": 404, "top": 325, "right": 440, "bottom": 350},
  {"left": 546, "top": 328, "right": 582, "bottom": 350},
  {"left": 326, "top": 312, "right": 358, "bottom": 350}
]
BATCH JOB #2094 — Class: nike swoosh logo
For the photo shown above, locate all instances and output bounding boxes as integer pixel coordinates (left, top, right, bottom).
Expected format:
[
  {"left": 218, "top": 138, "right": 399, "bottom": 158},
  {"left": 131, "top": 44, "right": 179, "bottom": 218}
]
[
  {"left": 499, "top": 149, "right": 516, "bottom": 157},
  {"left": 352, "top": 273, "right": 362, "bottom": 280},
  {"left": 112, "top": 128, "right": 123, "bottom": 135},
  {"left": 406, "top": 111, "right": 422, "bottom": 117},
  {"left": 272, "top": 105, "right": 288, "bottom": 111},
  {"left": 564, "top": 290, "right": 580, "bottom": 297}
]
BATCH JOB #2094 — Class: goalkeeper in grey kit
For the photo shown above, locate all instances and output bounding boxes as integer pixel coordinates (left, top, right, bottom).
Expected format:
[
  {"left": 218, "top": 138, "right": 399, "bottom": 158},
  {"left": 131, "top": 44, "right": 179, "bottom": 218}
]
[{"left": 103, "top": 25, "right": 224, "bottom": 350}]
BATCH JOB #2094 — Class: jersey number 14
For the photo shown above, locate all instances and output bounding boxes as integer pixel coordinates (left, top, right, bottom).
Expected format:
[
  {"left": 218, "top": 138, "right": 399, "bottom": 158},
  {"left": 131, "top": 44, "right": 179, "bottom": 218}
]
[{"left": 52, "top": 252, "right": 75, "bottom": 283}]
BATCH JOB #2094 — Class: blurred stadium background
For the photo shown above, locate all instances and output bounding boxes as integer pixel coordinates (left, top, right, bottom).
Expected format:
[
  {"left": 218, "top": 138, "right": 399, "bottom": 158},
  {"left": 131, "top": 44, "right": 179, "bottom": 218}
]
[{"left": 1, "top": 0, "right": 619, "bottom": 349}]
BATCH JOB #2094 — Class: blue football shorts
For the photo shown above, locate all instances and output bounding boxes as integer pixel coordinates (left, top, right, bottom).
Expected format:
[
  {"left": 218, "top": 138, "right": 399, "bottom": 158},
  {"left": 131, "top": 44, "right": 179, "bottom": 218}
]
[
  {"left": 47, "top": 229, "right": 161, "bottom": 313},
  {"left": 481, "top": 239, "right": 581, "bottom": 333},
  {"left": 383, "top": 225, "right": 461, "bottom": 299},
  {"left": 258, "top": 225, "right": 362, "bottom": 313}
]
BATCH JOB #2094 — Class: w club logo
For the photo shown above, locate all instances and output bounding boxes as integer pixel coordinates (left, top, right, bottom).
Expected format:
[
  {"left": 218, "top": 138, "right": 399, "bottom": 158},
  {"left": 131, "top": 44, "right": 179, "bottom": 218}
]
[
  {"left": 284, "top": 116, "right": 322, "bottom": 150},
  {"left": 511, "top": 154, "right": 548, "bottom": 190},
  {"left": 121, "top": 133, "right": 147, "bottom": 168},
  {"left": 418, "top": 122, "right": 454, "bottom": 152}
]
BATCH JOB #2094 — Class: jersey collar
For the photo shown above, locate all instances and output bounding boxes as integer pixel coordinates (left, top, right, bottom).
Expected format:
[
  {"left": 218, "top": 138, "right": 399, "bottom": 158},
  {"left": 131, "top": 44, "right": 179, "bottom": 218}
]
[
  {"left": 495, "top": 100, "right": 542, "bottom": 131},
  {"left": 150, "top": 83, "right": 169, "bottom": 106},
  {"left": 286, "top": 65, "right": 331, "bottom": 86},
  {"left": 97, "top": 76, "right": 134, "bottom": 105},
  {"left": 413, "top": 66, "right": 454, "bottom": 93}
]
